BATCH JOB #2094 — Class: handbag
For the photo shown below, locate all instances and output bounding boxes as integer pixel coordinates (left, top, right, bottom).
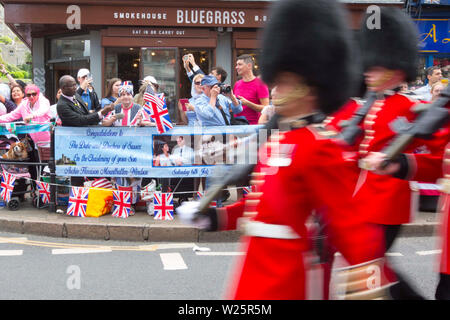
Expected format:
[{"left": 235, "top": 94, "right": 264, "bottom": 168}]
[
  {"left": 229, "top": 111, "right": 249, "bottom": 125},
  {"left": 216, "top": 100, "right": 249, "bottom": 125}
]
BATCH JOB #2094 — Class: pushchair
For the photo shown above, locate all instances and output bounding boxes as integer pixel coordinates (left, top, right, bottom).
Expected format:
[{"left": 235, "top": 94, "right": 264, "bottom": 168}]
[
  {"left": 0, "top": 134, "right": 36, "bottom": 210},
  {"left": 33, "top": 140, "right": 70, "bottom": 209}
]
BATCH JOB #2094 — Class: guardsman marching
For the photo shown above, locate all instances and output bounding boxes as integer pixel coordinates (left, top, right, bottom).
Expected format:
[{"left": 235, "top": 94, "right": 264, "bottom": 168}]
[
  {"left": 364, "top": 121, "right": 450, "bottom": 299},
  {"left": 177, "top": 0, "right": 395, "bottom": 300},
  {"left": 324, "top": 7, "right": 445, "bottom": 299}
]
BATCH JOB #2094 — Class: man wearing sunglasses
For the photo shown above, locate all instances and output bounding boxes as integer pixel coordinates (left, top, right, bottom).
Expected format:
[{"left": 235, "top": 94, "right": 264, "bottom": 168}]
[{"left": 194, "top": 75, "right": 242, "bottom": 126}]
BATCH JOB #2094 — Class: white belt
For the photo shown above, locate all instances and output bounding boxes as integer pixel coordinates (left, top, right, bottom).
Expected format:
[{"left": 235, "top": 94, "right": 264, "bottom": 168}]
[
  {"left": 438, "top": 178, "right": 450, "bottom": 194},
  {"left": 244, "top": 221, "right": 301, "bottom": 240}
]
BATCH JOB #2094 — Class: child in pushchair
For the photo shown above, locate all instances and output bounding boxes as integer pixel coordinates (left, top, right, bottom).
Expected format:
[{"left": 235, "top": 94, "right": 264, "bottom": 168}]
[{"left": 0, "top": 133, "right": 40, "bottom": 210}]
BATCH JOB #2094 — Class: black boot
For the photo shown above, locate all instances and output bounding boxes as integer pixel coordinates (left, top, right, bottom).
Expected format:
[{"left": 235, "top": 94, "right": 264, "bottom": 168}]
[
  {"left": 389, "top": 273, "right": 425, "bottom": 300},
  {"left": 435, "top": 273, "right": 450, "bottom": 300}
]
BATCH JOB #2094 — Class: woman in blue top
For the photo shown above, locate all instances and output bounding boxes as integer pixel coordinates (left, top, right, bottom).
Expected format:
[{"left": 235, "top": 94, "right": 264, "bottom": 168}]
[{"left": 101, "top": 77, "right": 121, "bottom": 108}]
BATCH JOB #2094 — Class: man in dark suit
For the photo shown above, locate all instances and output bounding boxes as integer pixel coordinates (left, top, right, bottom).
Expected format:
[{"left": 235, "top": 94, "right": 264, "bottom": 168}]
[
  {"left": 56, "top": 75, "right": 114, "bottom": 186},
  {"left": 57, "top": 75, "right": 114, "bottom": 127}
]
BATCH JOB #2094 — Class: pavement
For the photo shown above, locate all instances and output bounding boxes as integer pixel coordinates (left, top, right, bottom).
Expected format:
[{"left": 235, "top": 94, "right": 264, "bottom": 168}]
[{"left": 0, "top": 193, "right": 440, "bottom": 242}]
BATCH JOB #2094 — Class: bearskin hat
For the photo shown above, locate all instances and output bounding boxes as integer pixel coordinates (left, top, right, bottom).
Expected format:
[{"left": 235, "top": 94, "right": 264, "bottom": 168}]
[
  {"left": 260, "top": 0, "right": 356, "bottom": 115},
  {"left": 359, "top": 7, "right": 419, "bottom": 82}
]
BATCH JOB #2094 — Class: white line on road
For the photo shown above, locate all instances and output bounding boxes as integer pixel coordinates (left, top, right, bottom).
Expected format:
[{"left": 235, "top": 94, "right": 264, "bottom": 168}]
[
  {"left": 416, "top": 250, "right": 441, "bottom": 256},
  {"left": 52, "top": 248, "right": 112, "bottom": 255},
  {"left": 0, "top": 250, "right": 23, "bottom": 256},
  {"left": 195, "top": 252, "right": 245, "bottom": 256},
  {"left": 386, "top": 252, "right": 404, "bottom": 257},
  {"left": 160, "top": 253, "right": 188, "bottom": 270}
]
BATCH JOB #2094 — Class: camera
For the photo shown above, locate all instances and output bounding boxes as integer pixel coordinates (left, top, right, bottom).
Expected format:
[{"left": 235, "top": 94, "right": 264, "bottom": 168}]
[{"left": 218, "top": 83, "right": 232, "bottom": 94}]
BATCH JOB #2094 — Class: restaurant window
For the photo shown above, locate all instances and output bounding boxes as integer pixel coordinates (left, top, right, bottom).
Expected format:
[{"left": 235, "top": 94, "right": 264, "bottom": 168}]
[
  {"left": 50, "top": 35, "right": 90, "bottom": 60},
  {"left": 414, "top": 55, "right": 428, "bottom": 88},
  {"left": 104, "top": 47, "right": 140, "bottom": 94},
  {"left": 434, "top": 55, "right": 450, "bottom": 80},
  {"left": 141, "top": 48, "right": 178, "bottom": 122}
]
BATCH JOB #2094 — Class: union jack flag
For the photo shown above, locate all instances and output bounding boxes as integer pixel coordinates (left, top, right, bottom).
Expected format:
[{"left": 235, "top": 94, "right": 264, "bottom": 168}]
[
  {"left": 143, "top": 90, "right": 173, "bottom": 134},
  {"left": 130, "top": 109, "right": 145, "bottom": 126},
  {"left": 243, "top": 185, "right": 255, "bottom": 196},
  {"left": 153, "top": 192, "right": 174, "bottom": 220},
  {"left": 196, "top": 191, "right": 217, "bottom": 207},
  {"left": 112, "top": 189, "right": 132, "bottom": 218},
  {"left": 0, "top": 171, "right": 16, "bottom": 202},
  {"left": 36, "top": 181, "right": 50, "bottom": 204},
  {"left": 67, "top": 187, "right": 89, "bottom": 217}
]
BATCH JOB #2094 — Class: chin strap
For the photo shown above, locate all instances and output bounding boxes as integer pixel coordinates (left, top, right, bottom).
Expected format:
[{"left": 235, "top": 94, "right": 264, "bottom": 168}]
[{"left": 272, "top": 83, "right": 310, "bottom": 107}]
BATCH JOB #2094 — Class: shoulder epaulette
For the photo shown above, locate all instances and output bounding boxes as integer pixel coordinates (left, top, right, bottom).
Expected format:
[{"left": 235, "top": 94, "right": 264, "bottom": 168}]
[{"left": 308, "top": 123, "right": 339, "bottom": 139}]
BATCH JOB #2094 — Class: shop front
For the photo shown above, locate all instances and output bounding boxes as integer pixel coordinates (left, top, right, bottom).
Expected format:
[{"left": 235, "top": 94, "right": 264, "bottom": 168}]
[
  {"left": 2, "top": 0, "right": 402, "bottom": 122},
  {"left": 414, "top": 18, "right": 450, "bottom": 82}
]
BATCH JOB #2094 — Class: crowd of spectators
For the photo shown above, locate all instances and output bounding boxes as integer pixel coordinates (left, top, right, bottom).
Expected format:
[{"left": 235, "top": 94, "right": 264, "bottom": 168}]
[{"left": 0, "top": 56, "right": 448, "bottom": 212}]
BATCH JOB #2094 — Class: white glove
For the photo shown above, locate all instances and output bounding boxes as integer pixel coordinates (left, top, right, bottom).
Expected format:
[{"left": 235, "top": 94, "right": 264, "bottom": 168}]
[{"left": 176, "top": 201, "right": 211, "bottom": 230}]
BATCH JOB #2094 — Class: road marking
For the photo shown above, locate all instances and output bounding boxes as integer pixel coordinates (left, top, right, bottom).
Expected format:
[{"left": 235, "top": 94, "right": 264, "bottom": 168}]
[
  {"left": 160, "top": 253, "right": 188, "bottom": 270},
  {"left": 195, "top": 252, "right": 245, "bottom": 256},
  {"left": 52, "top": 248, "right": 112, "bottom": 255},
  {"left": 140, "top": 243, "right": 196, "bottom": 251},
  {"left": 335, "top": 252, "right": 403, "bottom": 257},
  {"left": 416, "top": 250, "right": 441, "bottom": 256},
  {"left": 386, "top": 252, "right": 403, "bottom": 257},
  {"left": 0, "top": 237, "right": 27, "bottom": 243},
  {"left": 0, "top": 250, "right": 23, "bottom": 256}
]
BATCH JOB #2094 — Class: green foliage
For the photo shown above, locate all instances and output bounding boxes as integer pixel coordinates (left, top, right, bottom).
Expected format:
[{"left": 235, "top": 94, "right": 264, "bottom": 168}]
[
  {"left": 11, "top": 70, "right": 28, "bottom": 79},
  {"left": 0, "top": 36, "right": 12, "bottom": 45}
]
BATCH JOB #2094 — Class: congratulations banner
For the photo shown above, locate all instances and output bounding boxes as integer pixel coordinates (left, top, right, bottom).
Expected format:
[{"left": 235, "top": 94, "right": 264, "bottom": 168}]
[{"left": 55, "top": 125, "right": 262, "bottom": 178}]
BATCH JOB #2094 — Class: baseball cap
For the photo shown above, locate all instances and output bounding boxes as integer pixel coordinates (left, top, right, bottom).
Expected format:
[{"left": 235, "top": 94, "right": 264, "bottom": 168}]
[
  {"left": 77, "top": 68, "right": 90, "bottom": 78},
  {"left": 201, "top": 75, "right": 218, "bottom": 86},
  {"left": 142, "top": 75, "right": 158, "bottom": 84}
]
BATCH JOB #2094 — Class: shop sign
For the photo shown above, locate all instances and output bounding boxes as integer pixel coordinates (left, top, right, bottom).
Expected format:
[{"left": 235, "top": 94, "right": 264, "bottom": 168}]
[
  {"left": 5, "top": 4, "right": 268, "bottom": 28},
  {"left": 415, "top": 19, "right": 450, "bottom": 53},
  {"left": 105, "top": 27, "right": 211, "bottom": 38}
]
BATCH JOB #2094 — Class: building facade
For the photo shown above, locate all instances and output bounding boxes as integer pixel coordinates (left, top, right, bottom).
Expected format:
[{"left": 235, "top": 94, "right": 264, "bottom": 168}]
[
  {"left": 407, "top": 0, "right": 450, "bottom": 83},
  {"left": 1, "top": 0, "right": 404, "bottom": 121}
]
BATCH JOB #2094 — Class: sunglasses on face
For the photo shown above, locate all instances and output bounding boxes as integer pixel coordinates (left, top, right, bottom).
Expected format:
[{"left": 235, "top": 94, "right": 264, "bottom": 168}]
[
  {"left": 26, "top": 92, "right": 37, "bottom": 97},
  {"left": 194, "top": 81, "right": 201, "bottom": 85}
]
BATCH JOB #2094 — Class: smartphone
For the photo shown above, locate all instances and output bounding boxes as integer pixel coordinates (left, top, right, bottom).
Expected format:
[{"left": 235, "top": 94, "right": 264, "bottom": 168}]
[
  {"left": 115, "top": 113, "right": 125, "bottom": 120},
  {"left": 183, "top": 55, "right": 189, "bottom": 62},
  {"left": 179, "top": 99, "right": 189, "bottom": 111}
]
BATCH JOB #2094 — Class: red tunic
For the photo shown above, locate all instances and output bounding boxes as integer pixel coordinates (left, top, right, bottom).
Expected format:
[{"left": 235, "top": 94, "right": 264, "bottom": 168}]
[
  {"left": 406, "top": 128, "right": 450, "bottom": 274},
  {"left": 216, "top": 123, "right": 386, "bottom": 300},
  {"left": 327, "top": 94, "right": 437, "bottom": 225}
]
